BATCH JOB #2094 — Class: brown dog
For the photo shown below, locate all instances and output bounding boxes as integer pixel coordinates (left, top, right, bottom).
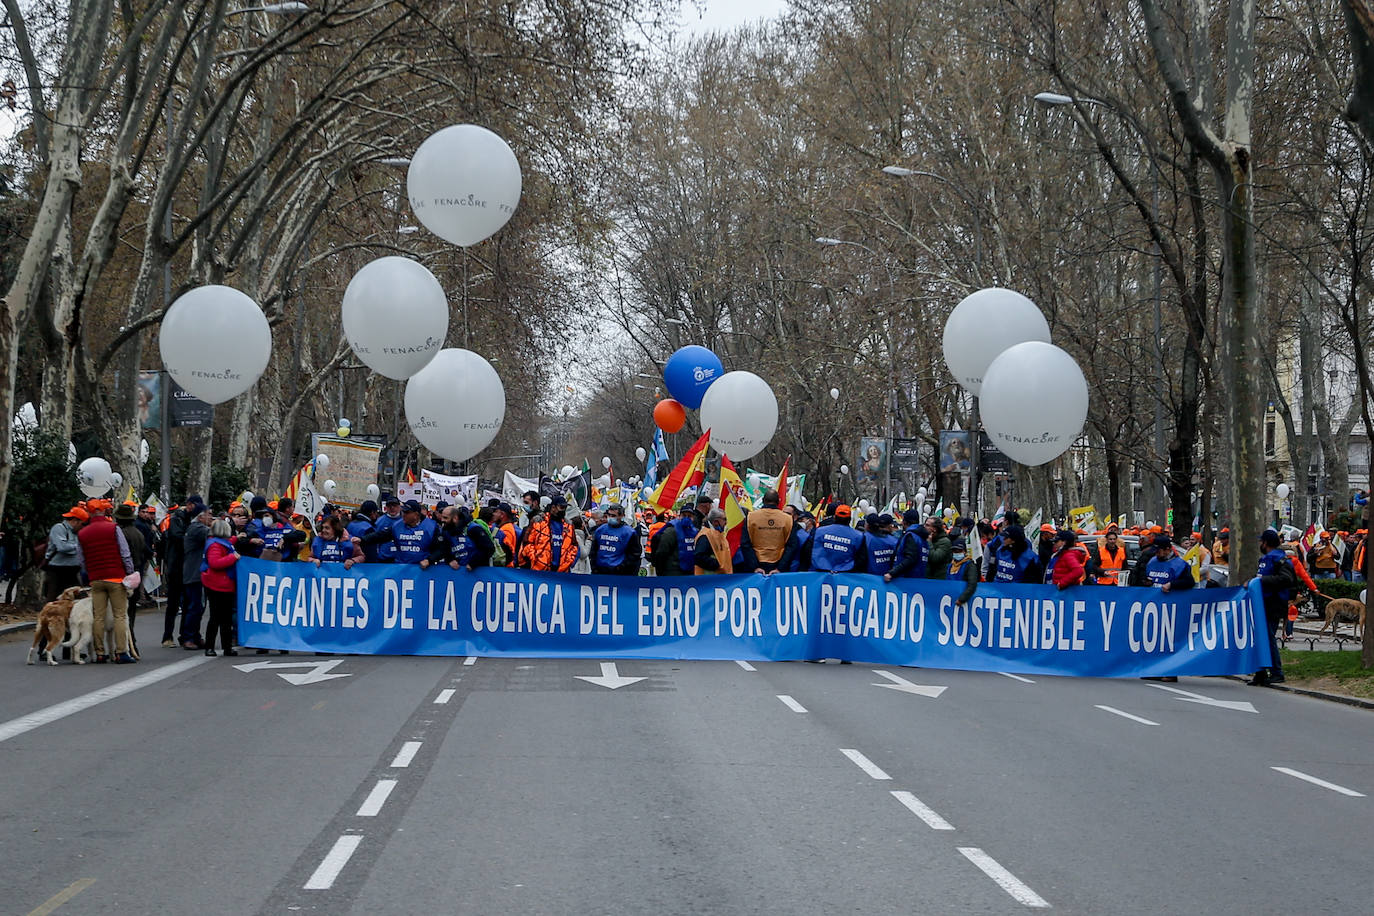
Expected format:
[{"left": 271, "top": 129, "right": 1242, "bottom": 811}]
[
  {"left": 26, "top": 587, "right": 87, "bottom": 666},
  {"left": 1317, "top": 597, "right": 1366, "bottom": 639}
]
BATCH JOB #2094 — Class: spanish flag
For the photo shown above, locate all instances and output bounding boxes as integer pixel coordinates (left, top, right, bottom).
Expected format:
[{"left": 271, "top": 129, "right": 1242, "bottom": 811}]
[
  {"left": 775, "top": 455, "right": 791, "bottom": 505},
  {"left": 649, "top": 429, "right": 710, "bottom": 512},
  {"left": 404, "top": 467, "right": 417, "bottom": 485},
  {"left": 719, "top": 454, "right": 746, "bottom": 508},
  {"left": 721, "top": 477, "right": 747, "bottom": 555}
]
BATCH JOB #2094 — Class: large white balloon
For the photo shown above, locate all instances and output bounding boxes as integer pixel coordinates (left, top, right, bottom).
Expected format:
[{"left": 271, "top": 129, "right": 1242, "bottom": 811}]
[
  {"left": 159, "top": 285, "right": 271, "bottom": 404},
  {"left": 77, "top": 457, "right": 112, "bottom": 498},
  {"left": 108, "top": 472, "right": 123, "bottom": 491},
  {"left": 404, "top": 348, "right": 505, "bottom": 461},
  {"left": 942, "top": 288, "right": 1051, "bottom": 396},
  {"left": 699, "top": 371, "right": 778, "bottom": 461},
  {"left": 407, "top": 125, "right": 522, "bottom": 247},
  {"left": 980, "top": 342, "right": 1089, "bottom": 467},
  {"left": 1275, "top": 483, "right": 1290, "bottom": 499}
]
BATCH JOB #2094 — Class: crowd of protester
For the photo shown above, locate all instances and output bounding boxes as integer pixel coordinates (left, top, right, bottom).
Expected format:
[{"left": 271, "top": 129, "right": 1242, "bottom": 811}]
[{"left": 34, "top": 487, "right": 1337, "bottom": 690}]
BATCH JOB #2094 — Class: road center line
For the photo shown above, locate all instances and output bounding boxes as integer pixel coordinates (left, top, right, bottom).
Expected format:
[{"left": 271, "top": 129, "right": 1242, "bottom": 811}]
[
  {"left": 958, "top": 847, "right": 1050, "bottom": 908},
  {"left": 1271, "top": 766, "right": 1366, "bottom": 797},
  {"left": 840, "top": 748, "right": 892, "bottom": 780},
  {"left": 356, "top": 779, "right": 398, "bottom": 817},
  {"left": 303, "top": 835, "right": 363, "bottom": 890},
  {"left": 998, "top": 672, "right": 1036, "bottom": 684},
  {"left": 777, "top": 694, "right": 807, "bottom": 713},
  {"left": 1096, "top": 705, "right": 1159, "bottom": 726},
  {"left": 891, "top": 790, "right": 955, "bottom": 830},
  {"left": 0, "top": 656, "right": 211, "bottom": 745},
  {"left": 462, "top": 656, "right": 477, "bottom": 666},
  {"left": 26, "top": 877, "right": 96, "bottom": 916},
  {"left": 433, "top": 689, "right": 455, "bottom": 704},
  {"left": 735, "top": 660, "right": 757, "bottom": 671},
  {"left": 390, "top": 742, "right": 422, "bottom": 768}
]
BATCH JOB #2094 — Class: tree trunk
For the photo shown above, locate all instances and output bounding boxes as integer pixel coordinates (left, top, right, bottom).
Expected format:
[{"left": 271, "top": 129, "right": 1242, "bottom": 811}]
[{"left": 1222, "top": 163, "right": 1266, "bottom": 582}]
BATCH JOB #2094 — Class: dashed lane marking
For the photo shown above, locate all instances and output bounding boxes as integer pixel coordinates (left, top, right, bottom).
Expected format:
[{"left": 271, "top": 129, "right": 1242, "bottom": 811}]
[
  {"left": 434, "top": 689, "right": 455, "bottom": 704},
  {"left": 999, "top": 672, "right": 1036, "bottom": 684},
  {"left": 735, "top": 660, "right": 757, "bottom": 671},
  {"left": 840, "top": 748, "right": 891, "bottom": 780},
  {"left": 390, "top": 741, "right": 422, "bottom": 768},
  {"left": 958, "top": 847, "right": 1051, "bottom": 908},
  {"left": 1272, "top": 766, "right": 1365, "bottom": 797},
  {"left": 777, "top": 694, "right": 807, "bottom": 713},
  {"left": 356, "top": 779, "right": 398, "bottom": 817},
  {"left": 463, "top": 656, "right": 477, "bottom": 666},
  {"left": 891, "top": 790, "right": 955, "bottom": 830},
  {"left": 26, "top": 877, "right": 96, "bottom": 916},
  {"left": 303, "top": 835, "right": 363, "bottom": 890},
  {"left": 1095, "top": 705, "right": 1159, "bottom": 726}
]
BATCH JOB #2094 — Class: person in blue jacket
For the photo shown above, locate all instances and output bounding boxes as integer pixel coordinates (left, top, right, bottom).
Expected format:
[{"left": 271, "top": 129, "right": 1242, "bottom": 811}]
[
  {"left": 1143, "top": 534, "right": 1195, "bottom": 592},
  {"left": 591, "top": 504, "right": 642, "bottom": 575},
  {"left": 991, "top": 524, "right": 1043, "bottom": 583},
  {"left": 886, "top": 509, "right": 930, "bottom": 581},
  {"left": 347, "top": 500, "right": 382, "bottom": 563},
  {"left": 428, "top": 505, "right": 494, "bottom": 571},
  {"left": 362, "top": 499, "right": 436, "bottom": 565},
  {"left": 1251, "top": 528, "right": 1298, "bottom": 687},
  {"left": 373, "top": 494, "right": 404, "bottom": 562},
  {"left": 864, "top": 513, "right": 900, "bottom": 577},
  {"left": 810, "top": 505, "right": 868, "bottom": 573}
]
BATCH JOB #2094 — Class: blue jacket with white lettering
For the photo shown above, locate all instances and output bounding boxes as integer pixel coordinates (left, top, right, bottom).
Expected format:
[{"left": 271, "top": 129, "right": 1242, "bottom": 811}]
[
  {"left": 992, "top": 543, "right": 1042, "bottom": 583},
  {"left": 864, "top": 531, "right": 900, "bottom": 576},
  {"left": 671, "top": 517, "right": 699, "bottom": 573},
  {"left": 1145, "top": 552, "right": 1195, "bottom": 590},
  {"left": 889, "top": 526, "right": 930, "bottom": 578},
  {"left": 368, "top": 518, "right": 437, "bottom": 564},
  {"left": 374, "top": 512, "right": 403, "bottom": 561},
  {"left": 810, "top": 523, "right": 868, "bottom": 573},
  {"left": 591, "top": 522, "right": 642, "bottom": 575}
]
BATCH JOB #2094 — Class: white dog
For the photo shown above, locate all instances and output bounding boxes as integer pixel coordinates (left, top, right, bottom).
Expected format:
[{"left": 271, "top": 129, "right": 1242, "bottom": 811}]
[{"left": 59, "top": 593, "right": 94, "bottom": 664}]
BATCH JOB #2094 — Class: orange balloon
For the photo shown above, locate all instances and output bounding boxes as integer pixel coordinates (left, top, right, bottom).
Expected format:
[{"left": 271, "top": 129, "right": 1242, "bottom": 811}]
[{"left": 654, "top": 398, "right": 686, "bottom": 433}]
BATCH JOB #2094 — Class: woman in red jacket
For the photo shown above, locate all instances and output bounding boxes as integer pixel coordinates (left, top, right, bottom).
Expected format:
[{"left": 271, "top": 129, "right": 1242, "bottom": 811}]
[
  {"left": 201, "top": 518, "right": 240, "bottom": 657},
  {"left": 1046, "top": 529, "right": 1088, "bottom": 588}
]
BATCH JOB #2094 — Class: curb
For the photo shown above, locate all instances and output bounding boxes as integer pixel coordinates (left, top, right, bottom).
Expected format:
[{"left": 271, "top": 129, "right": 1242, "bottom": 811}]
[
  {"left": 1222, "top": 674, "right": 1374, "bottom": 711},
  {"left": 0, "top": 620, "right": 36, "bottom": 635}
]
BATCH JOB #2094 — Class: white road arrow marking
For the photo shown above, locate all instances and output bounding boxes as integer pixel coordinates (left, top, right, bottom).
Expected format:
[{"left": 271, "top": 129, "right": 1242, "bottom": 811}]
[
  {"left": 574, "top": 662, "right": 646, "bottom": 690},
  {"left": 871, "top": 669, "right": 947, "bottom": 698},
  {"left": 1146, "top": 683, "right": 1258, "bottom": 713},
  {"left": 232, "top": 659, "right": 352, "bottom": 685}
]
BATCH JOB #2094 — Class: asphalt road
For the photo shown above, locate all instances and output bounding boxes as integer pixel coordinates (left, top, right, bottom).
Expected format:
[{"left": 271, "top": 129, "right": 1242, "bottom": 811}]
[{"left": 2, "top": 634, "right": 1371, "bottom": 914}]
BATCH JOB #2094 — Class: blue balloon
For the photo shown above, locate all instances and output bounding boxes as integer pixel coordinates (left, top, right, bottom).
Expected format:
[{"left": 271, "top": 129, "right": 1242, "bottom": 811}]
[{"left": 663, "top": 345, "right": 724, "bottom": 409}]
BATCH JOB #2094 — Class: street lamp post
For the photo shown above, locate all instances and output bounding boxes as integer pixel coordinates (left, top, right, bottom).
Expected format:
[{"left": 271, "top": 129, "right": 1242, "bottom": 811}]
[{"left": 1035, "top": 90, "right": 1166, "bottom": 526}]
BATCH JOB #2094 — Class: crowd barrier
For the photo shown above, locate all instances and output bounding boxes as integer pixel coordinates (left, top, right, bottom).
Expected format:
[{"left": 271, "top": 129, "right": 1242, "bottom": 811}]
[{"left": 234, "top": 558, "right": 1273, "bottom": 677}]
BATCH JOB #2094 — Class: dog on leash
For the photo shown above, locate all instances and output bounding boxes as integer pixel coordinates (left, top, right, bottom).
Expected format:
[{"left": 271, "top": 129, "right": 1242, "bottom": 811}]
[
  {"left": 26, "top": 587, "right": 86, "bottom": 666},
  {"left": 1317, "top": 597, "right": 1366, "bottom": 639}
]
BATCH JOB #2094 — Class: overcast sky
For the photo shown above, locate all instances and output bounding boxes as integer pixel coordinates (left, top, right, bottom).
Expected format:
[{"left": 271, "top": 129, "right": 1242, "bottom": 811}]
[{"left": 678, "top": 0, "right": 790, "bottom": 34}]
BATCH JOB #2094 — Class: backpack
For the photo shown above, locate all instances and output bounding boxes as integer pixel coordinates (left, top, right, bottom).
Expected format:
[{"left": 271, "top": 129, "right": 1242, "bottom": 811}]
[{"left": 477, "top": 519, "right": 506, "bottom": 566}]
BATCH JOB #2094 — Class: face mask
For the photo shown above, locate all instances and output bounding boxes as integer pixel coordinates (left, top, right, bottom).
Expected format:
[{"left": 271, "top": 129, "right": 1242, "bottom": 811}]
[
  {"left": 952, "top": 551, "right": 966, "bottom": 561},
  {"left": 259, "top": 514, "right": 273, "bottom": 523},
  {"left": 609, "top": 516, "right": 624, "bottom": 526}
]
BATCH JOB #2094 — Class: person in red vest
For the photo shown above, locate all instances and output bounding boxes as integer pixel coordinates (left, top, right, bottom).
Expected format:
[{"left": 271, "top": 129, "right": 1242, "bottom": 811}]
[{"left": 77, "top": 499, "right": 137, "bottom": 664}]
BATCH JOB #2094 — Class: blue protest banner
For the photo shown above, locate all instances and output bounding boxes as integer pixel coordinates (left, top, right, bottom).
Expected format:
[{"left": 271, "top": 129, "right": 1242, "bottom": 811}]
[{"left": 235, "top": 558, "right": 1272, "bottom": 678}]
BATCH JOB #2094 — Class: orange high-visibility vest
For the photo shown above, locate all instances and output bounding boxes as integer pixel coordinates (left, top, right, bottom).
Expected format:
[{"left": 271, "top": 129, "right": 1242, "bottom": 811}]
[{"left": 1095, "top": 541, "right": 1126, "bottom": 585}]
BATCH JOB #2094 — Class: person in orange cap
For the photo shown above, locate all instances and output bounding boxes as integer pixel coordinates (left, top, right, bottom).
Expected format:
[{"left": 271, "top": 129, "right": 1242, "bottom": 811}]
[
  {"left": 1311, "top": 530, "right": 1340, "bottom": 579},
  {"left": 43, "top": 506, "right": 88, "bottom": 601}
]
